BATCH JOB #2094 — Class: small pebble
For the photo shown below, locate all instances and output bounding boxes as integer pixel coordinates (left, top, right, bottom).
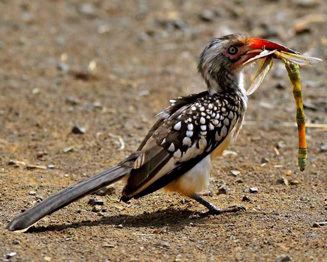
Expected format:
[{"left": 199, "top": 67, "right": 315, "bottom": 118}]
[
  {"left": 294, "top": 0, "right": 319, "bottom": 8},
  {"left": 102, "top": 243, "right": 116, "bottom": 248},
  {"left": 275, "top": 82, "right": 286, "bottom": 90},
  {"left": 261, "top": 157, "right": 269, "bottom": 164},
  {"left": 276, "top": 177, "right": 289, "bottom": 186},
  {"left": 88, "top": 198, "right": 104, "bottom": 206},
  {"left": 97, "top": 24, "right": 111, "bottom": 34},
  {"left": 92, "top": 206, "right": 101, "bottom": 213},
  {"left": 312, "top": 221, "right": 327, "bottom": 227},
  {"left": 5, "top": 252, "right": 17, "bottom": 259},
  {"left": 65, "top": 96, "right": 80, "bottom": 106},
  {"left": 57, "top": 62, "right": 69, "bottom": 73},
  {"left": 117, "top": 224, "right": 123, "bottom": 228},
  {"left": 303, "top": 101, "right": 318, "bottom": 111},
  {"left": 47, "top": 164, "right": 55, "bottom": 169},
  {"left": 71, "top": 125, "right": 86, "bottom": 134},
  {"left": 36, "top": 151, "right": 47, "bottom": 159},
  {"left": 230, "top": 170, "right": 240, "bottom": 177},
  {"left": 242, "top": 195, "right": 251, "bottom": 202},
  {"left": 289, "top": 179, "right": 300, "bottom": 185},
  {"left": 12, "top": 240, "right": 20, "bottom": 245},
  {"left": 175, "top": 254, "right": 182, "bottom": 262},
  {"left": 63, "top": 146, "right": 74, "bottom": 153},
  {"left": 318, "top": 143, "right": 327, "bottom": 153},
  {"left": 93, "top": 186, "right": 116, "bottom": 196},
  {"left": 276, "top": 141, "right": 286, "bottom": 149},
  {"left": 26, "top": 164, "right": 47, "bottom": 170},
  {"left": 249, "top": 187, "right": 258, "bottom": 193},
  {"left": 28, "top": 191, "right": 36, "bottom": 196},
  {"left": 158, "top": 241, "right": 170, "bottom": 248},
  {"left": 199, "top": 9, "right": 217, "bottom": 22},
  {"left": 276, "top": 254, "right": 292, "bottom": 262},
  {"left": 78, "top": 3, "right": 96, "bottom": 18},
  {"left": 8, "top": 160, "right": 26, "bottom": 167},
  {"left": 217, "top": 184, "right": 229, "bottom": 195},
  {"left": 284, "top": 170, "right": 293, "bottom": 176}
]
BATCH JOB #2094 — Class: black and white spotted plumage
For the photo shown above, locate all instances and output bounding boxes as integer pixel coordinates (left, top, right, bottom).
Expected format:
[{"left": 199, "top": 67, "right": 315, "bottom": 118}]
[
  {"left": 122, "top": 90, "right": 246, "bottom": 200},
  {"left": 158, "top": 92, "right": 244, "bottom": 157}
]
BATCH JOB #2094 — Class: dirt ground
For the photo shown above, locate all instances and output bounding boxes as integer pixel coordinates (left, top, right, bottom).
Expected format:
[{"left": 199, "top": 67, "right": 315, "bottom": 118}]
[{"left": 0, "top": 0, "right": 326, "bottom": 261}]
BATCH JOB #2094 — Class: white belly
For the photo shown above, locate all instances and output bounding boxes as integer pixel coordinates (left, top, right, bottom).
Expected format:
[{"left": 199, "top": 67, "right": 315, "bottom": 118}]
[{"left": 165, "top": 155, "right": 211, "bottom": 196}]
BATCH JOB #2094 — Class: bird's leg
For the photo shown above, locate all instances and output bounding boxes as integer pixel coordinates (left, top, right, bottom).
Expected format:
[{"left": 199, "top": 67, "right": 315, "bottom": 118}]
[{"left": 191, "top": 194, "right": 245, "bottom": 214}]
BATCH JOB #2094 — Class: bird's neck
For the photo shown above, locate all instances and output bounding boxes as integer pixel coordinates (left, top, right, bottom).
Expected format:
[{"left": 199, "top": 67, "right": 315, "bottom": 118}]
[
  {"left": 205, "top": 68, "right": 247, "bottom": 101},
  {"left": 204, "top": 69, "right": 248, "bottom": 110}
]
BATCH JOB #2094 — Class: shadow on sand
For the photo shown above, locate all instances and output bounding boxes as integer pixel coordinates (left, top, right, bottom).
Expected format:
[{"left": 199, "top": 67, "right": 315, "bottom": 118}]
[{"left": 27, "top": 207, "right": 245, "bottom": 233}]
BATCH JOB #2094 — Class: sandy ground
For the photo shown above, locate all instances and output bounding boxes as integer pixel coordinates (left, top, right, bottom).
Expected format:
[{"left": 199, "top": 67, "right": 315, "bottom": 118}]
[{"left": 0, "top": 0, "right": 326, "bottom": 261}]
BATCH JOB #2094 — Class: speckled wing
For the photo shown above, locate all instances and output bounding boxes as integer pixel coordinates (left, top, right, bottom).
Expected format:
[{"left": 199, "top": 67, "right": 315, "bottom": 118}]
[{"left": 122, "top": 92, "right": 245, "bottom": 200}]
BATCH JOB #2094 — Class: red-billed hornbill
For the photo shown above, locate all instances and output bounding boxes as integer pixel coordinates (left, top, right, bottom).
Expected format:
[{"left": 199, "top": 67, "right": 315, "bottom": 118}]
[{"left": 7, "top": 34, "right": 296, "bottom": 231}]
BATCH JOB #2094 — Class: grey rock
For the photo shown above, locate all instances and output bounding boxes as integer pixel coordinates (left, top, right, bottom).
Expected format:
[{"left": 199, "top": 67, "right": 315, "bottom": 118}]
[
  {"left": 71, "top": 125, "right": 86, "bottom": 134},
  {"left": 276, "top": 177, "right": 289, "bottom": 186},
  {"left": 249, "top": 187, "right": 259, "bottom": 193},
  {"left": 5, "top": 252, "right": 17, "bottom": 259},
  {"left": 88, "top": 198, "right": 104, "bottom": 206},
  {"left": 230, "top": 170, "right": 240, "bottom": 177},
  {"left": 199, "top": 10, "right": 217, "bottom": 22},
  {"left": 242, "top": 195, "right": 251, "bottom": 202},
  {"left": 217, "top": 184, "right": 229, "bottom": 194},
  {"left": 276, "top": 254, "right": 292, "bottom": 262}
]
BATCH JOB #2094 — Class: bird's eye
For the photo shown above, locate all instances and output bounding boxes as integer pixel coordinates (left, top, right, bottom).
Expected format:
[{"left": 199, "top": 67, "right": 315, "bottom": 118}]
[{"left": 227, "top": 46, "right": 238, "bottom": 55}]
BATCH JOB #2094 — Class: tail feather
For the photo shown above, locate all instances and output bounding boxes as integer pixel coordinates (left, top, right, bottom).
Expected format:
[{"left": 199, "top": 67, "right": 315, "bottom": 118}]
[{"left": 7, "top": 162, "right": 133, "bottom": 231}]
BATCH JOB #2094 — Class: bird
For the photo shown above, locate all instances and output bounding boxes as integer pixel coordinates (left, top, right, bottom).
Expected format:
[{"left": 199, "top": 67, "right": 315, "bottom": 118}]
[{"left": 7, "top": 34, "right": 295, "bottom": 231}]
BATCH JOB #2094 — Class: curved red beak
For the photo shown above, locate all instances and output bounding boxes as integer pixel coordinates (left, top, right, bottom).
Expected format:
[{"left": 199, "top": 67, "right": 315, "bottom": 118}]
[
  {"left": 241, "top": 37, "right": 297, "bottom": 67},
  {"left": 247, "top": 38, "right": 296, "bottom": 54}
]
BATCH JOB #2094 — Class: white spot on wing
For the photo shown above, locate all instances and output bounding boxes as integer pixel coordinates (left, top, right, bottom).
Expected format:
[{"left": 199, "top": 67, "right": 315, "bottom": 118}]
[
  {"left": 186, "top": 130, "right": 193, "bottom": 137},
  {"left": 174, "top": 149, "right": 182, "bottom": 158},
  {"left": 183, "top": 137, "right": 192, "bottom": 146},
  {"left": 212, "top": 119, "right": 219, "bottom": 126},
  {"left": 168, "top": 143, "right": 175, "bottom": 152},
  {"left": 215, "top": 131, "right": 220, "bottom": 141},
  {"left": 174, "top": 121, "right": 181, "bottom": 131},
  {"left": 221, "top": 125, "right": 227, "bottom": 137},
  {"left": 161, "top": 138, "right": 166, "bottom": 145},
  {"left": 224, "top": 118, "right": 229, "bottom": 126},
  {"left": 200, "top": 117, "right": 206, "bottom": 124}
]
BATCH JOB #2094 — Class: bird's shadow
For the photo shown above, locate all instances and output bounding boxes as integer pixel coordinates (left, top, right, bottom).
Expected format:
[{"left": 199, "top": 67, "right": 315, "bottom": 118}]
[{"left": 27, "top": 208, "right": 244, "bottom": 233}]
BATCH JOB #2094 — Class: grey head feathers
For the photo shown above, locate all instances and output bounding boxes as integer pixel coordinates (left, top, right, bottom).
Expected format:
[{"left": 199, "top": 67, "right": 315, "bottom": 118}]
[{"left": 198, "top": 34, "right": 246, "bottom": 94}]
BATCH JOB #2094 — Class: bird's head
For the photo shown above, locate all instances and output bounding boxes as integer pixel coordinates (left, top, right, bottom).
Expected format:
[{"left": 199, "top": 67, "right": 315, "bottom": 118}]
[{"left": 198, "top": 34, "right": 295, "bottom": 94}]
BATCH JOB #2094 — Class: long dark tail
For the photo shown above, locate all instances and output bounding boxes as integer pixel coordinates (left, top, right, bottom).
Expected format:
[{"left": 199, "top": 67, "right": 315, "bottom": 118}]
[{"left": 7, "top": 153, "right": 139, "bottom": 231}]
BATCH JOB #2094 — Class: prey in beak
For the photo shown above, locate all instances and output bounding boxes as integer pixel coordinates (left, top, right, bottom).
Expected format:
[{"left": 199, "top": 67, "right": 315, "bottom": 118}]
[{"left": 240, "top": 37, "right": 322, "bottom": 95}]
